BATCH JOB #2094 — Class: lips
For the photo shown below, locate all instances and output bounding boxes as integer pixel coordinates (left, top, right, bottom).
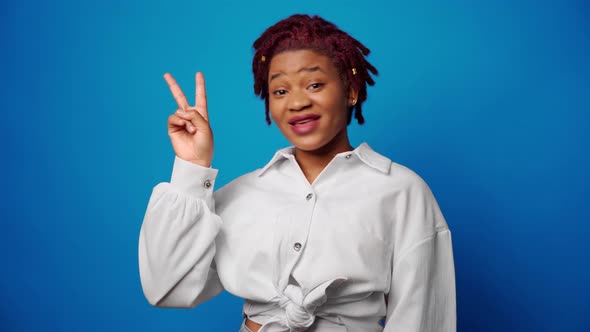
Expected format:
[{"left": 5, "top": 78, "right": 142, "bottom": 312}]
[
  {"left": 288, "top": 114, "right": 321, "bottom": 125},
  {"left": 288, "top": 114, "right": 321, "bottom": 135}
]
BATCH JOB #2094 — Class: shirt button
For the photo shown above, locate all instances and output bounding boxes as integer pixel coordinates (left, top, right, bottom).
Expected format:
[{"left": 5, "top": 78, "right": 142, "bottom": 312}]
[
  {"left": 306, "top": 193, "right": 313, "bottom": 200},
  {"left": 345, "top": 154, "right": 352, "bottom": 159},
  {"left": 203, "top": 179, "right": 212, "bottom": 188},
  {"left": 293, "top": 242, "right": 302, "bottom": 251}
]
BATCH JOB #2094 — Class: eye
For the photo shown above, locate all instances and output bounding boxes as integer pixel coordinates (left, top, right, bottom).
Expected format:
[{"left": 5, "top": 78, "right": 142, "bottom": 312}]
[
  {"left": 307, "top": 83, "right": 324, "bottom": 90},
  {"left": 273, "top": 89, "right": 287, "bottom": 96}
]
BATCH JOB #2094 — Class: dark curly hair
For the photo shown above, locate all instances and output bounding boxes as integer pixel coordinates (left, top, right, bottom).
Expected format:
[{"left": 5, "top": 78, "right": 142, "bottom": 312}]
[{"left": 252, "top": 14, "right": 378, "bottom": 125}]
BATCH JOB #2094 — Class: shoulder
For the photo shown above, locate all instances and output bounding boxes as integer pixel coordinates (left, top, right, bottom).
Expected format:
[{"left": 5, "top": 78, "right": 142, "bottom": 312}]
[
  {"left": 212, "top": 146, "right": 293, "bottom": 208},
  {"left": 388, "top": 160, "right": 433, "bottom": 195},
  {"left": 213, "top": 168, "right": 261, "bottom": 203},
  {"left": 365, "top": 147, "right": 448, "bottom": 234},
  {"left": 359, "top": 144, "right": 432, "bottom": 195}
]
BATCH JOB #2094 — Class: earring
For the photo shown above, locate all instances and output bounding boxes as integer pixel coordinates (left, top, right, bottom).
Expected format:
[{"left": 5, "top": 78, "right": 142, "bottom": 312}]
[{"left": 351, "top": 98, "right": 357, "bottom": 106}]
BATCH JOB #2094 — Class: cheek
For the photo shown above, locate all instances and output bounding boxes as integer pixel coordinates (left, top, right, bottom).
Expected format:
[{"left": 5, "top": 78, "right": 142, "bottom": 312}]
[
  {"left": 325, "top": 97, "right": 349, "bottom": 122},
  {"left": 268, "top": 104, "right": 283, "bottom": 126}
]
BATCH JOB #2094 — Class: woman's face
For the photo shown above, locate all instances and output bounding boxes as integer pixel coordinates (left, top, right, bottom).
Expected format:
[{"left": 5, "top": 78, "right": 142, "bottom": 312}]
[{"left": 268, "top": 49, "right": 356, "bottom": 152}]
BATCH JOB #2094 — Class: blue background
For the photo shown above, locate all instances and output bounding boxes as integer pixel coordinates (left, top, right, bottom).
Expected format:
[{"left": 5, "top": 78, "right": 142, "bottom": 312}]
[{"left": 2, "top": 0, "right": 589, "bottom": 331}]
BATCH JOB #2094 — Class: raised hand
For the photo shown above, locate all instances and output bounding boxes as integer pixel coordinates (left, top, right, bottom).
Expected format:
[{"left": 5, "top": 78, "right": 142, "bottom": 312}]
[{"left": 165, "top": 72, "right": 213, "bottom": 167}]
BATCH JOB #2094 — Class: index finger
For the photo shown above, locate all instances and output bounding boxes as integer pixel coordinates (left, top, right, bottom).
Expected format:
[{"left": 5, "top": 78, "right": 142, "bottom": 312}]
[
  {"left": 163, "top": 73, "right": 190, "bottom": 110},
  {"left": 195, "top": 72, "right": 208, "bottom": 120}
]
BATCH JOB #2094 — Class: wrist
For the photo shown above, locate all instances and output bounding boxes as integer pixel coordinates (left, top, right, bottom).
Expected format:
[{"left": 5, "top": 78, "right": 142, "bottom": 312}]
[
  {"left": 170, "top": 156, "right": 218, "bottom": 197},
  {"left": 187, "top": 159, "right": 211, "bottom": 168}
]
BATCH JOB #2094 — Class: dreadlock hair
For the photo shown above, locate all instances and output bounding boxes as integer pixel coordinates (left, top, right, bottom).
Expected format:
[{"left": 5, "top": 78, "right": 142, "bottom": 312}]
[{"left": 252, "top": 14, "right": 378, "bottom": 125}]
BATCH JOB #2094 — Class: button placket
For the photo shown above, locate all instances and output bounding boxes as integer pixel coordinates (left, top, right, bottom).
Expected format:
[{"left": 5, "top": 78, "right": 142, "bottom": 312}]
[{"left": 291, "top": 190, "right": 315, "bottom": 255}]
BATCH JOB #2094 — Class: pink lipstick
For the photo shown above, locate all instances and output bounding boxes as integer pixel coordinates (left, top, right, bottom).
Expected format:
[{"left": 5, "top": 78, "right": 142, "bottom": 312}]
[{"left": 288, "top": 114, "right": 321, "bottom": 135}]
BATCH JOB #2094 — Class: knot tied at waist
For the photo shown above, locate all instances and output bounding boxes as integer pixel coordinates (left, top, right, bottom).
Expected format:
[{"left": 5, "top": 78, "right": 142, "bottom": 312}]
[
  {"left": 259, "top": 277, "right": 347, "bottom": 332},
  {"left": 278, "top": 284, "right": 315, "bottom": 330}
]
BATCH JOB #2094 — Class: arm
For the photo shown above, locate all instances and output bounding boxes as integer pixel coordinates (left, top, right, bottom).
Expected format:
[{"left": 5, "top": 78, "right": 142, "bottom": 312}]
[
  {"left": 384, "top": 177, "right": 456, "bottom": 331},
  {"left": 138, "top": 156, "right": 224, "bottom": 308},
  {"left": 383, "top": 230, "right": 456, "bottom": 331}
]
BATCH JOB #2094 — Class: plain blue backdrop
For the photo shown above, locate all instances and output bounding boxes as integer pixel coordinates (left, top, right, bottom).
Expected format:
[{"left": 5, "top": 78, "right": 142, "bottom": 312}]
[{"left": 1, "top": 0, "right": 589, "bottom": 331}]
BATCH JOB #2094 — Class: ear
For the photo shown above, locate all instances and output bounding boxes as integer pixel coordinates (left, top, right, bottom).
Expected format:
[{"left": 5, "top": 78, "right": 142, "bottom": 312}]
[{"left": 348, "top": 87, "right": 359, "bottom": 106}]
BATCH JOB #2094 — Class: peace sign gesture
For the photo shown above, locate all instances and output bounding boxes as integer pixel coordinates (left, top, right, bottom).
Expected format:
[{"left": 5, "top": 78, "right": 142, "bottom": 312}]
[{"left": 165, "top": 72, "right": 213, "bottom": 167}]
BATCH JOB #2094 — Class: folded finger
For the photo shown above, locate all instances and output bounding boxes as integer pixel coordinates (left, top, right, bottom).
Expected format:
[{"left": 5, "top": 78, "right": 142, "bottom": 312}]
[
  {"left": 175, "top": 108, "right": 209, "bottom": 131},
  {"left": 168, "top": 114, "right": 196, "bottom": 133}
]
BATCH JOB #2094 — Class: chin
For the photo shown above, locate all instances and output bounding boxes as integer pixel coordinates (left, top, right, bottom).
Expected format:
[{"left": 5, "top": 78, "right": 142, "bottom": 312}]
[{"left": 288, "top": 135, "right": 333, "bottom": 152}]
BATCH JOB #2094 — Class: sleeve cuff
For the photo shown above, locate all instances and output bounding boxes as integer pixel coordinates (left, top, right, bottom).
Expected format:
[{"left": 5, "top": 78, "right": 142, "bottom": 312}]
[{"left": 170, "top": 156, "right": 219, "bottom": 198}]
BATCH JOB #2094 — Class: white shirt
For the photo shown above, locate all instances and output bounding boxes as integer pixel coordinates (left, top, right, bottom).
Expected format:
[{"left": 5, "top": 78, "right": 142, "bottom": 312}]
[{"left": 138, "top": 142, "right": 456, "bottom": 331}]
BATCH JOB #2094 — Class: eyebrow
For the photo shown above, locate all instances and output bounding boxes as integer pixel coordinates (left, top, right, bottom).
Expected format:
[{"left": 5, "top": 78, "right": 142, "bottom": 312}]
[{"left": 270, "top": 66, "right": 324, "bottom": 82}]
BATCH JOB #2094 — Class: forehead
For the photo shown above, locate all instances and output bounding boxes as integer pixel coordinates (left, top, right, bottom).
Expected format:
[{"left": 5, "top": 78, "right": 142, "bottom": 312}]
[{"left": 268, "top": 49, "right": 338, "bottom": 76}]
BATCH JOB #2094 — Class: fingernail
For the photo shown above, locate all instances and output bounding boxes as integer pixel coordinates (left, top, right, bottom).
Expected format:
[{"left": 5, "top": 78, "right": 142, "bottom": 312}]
[
  {"left": 177, "top": 109, "right": 186, "bottom": 114},
  {"left": 188, "top": 125, "right": 195, "bottom": 131}
]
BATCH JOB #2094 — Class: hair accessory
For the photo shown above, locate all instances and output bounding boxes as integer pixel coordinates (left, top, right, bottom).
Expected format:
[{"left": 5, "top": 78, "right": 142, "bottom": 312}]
[
  {"left": 352, "top": 68, "right": 357, "bottom": 75},
  {"left": 261, "top": 55, "right": 266, "bottom": 62}
]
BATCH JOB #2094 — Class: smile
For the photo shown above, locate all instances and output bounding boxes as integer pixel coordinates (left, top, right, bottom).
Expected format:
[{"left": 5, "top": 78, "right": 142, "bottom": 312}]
[{"left": 288, "top": 114, "right": 321, "bottom": 135}]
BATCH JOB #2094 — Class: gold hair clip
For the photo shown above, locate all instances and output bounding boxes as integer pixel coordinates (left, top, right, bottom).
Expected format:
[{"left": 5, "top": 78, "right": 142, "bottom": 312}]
[
  {"left": 352, "top": 68, "right": 357, "bottom": 75},
  {"left": 261, "top": 55, "right": 266, "bottom": 62}
]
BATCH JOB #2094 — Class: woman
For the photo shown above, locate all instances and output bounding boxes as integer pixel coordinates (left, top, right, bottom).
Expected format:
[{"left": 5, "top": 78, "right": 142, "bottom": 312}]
[{"left": 139, "top": 14, "right": 456, "bottom": 332}]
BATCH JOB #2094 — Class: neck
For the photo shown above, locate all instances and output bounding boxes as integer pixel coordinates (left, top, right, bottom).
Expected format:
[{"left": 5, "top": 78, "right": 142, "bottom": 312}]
[{"left": 293, "top": 130, "right": 353, "bottom": 184}]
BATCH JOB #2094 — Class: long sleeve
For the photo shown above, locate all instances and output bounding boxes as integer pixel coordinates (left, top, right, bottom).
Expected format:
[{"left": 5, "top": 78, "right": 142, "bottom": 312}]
[
  {"left": 384, "top": 177, "right": 456, "bottom": 332},
  {"left": 383, "top": 230, "right": 456, "bottom": 331},
  {"left": 138, "top": 156, "right": 224, "bottom": 308}
]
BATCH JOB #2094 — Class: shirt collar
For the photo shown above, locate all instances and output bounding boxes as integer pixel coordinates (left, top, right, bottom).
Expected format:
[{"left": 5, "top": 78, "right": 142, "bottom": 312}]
[{"left": 257, "top": 142, "right": 391, "bottom": 177}]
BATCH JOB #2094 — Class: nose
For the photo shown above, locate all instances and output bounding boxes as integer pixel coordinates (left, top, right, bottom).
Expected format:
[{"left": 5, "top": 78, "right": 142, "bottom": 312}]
[{"left": 287, "top": 90, "right": 311, "bottom": 111}]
